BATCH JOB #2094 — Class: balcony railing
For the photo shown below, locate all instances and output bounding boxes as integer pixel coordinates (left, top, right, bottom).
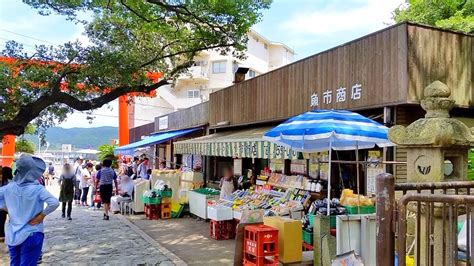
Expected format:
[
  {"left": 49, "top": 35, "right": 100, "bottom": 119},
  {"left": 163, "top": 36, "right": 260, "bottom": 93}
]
[{"left": 178, "top": 66, "right": 209, "bottom": 81}]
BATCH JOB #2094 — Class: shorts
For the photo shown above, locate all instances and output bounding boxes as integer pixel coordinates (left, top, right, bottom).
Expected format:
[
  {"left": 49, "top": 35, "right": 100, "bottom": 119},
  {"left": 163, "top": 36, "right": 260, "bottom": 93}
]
[{"left": 99, "top": 184, "right": 113, "bottom": 204}]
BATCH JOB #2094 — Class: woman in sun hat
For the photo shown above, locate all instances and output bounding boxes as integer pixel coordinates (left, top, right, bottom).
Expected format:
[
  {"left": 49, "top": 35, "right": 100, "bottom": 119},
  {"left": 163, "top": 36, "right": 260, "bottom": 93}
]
[{"left": 0, "top": 154, "right": 59, "bottom": 265}]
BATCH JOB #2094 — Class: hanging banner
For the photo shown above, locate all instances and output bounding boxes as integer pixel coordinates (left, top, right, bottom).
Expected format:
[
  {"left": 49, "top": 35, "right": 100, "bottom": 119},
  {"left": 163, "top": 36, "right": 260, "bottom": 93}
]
[{"left": 174, "top": 140, "right": 300, "bottom": 160}]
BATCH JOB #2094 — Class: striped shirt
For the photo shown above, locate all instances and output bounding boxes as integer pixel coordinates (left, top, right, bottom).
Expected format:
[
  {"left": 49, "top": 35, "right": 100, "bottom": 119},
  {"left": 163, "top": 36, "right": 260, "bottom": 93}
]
[{"left": 96, "top": 167, "right": 117, "bottom": 185}]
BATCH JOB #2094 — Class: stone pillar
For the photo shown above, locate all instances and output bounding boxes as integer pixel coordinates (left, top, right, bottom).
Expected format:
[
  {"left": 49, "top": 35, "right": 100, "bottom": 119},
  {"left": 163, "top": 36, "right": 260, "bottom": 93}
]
[
  {"left": 388, "top": 81, "right": 474, "bottom": 265},
  {"left": 407, "top": 148, "right": 444, "bottom": 182}
]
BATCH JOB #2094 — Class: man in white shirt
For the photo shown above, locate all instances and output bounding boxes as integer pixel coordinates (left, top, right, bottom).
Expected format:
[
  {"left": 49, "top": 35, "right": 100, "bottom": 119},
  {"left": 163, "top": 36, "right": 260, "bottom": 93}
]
[
  {"left": 73, "top": 157, "right": 83, "bottom": 205},
  {"left": 80, "top": 163, "right": 93, "bottom": 206}
]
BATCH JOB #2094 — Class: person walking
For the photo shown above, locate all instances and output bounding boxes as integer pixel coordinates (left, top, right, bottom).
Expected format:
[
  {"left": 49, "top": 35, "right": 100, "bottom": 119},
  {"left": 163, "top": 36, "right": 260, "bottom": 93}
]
[
  {"left": 59, "top": 164, "right": 76, "bottom": 220},
  {"left": 0, "top": 155, "right": 59, "bottom": 266},
  {"left": 73, "top": 157, "right": 83, "bottom": 206},
  {"left": 80, "top": 163, "right": 93, "bottom": 206},
  {"left": 0, "top": 166, "right": 13, "bottom": 242},
  {"left": 47, "top": 162, "right": 55, "bottom": 184},
  {"left": 89, "top": 164, "right": 102, "bottom": 210},
  {"left": 96, "top": 159, "right": 119, "bottom": 220}
]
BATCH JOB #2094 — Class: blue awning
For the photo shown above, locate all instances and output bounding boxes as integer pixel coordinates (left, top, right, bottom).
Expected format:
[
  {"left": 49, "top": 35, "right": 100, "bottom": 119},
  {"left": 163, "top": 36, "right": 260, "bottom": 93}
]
[{"left": 114, "top": 127, "right": 201, "bottom": 155}]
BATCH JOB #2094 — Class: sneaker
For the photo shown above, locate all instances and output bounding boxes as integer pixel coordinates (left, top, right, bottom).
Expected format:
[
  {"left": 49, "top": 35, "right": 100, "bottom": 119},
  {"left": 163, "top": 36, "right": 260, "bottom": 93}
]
[
  {"left": 105, "top": 215, "right": 110, "bottom": 220},
  {"left": 67, "top": 217, "right": 72, "bottom": 221},
  {"left": 61, "top": 214, "right": 65, "bottom": 218}
]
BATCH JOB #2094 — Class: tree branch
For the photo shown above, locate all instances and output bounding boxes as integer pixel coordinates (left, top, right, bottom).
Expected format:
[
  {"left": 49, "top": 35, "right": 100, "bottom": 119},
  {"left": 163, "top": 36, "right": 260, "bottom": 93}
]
[
  {"left": 54, "top": 79, "right": 168, "bottom": 111},
  {"left": 120, "top": 0, "right": 153, "bottom": 23},
  {"left": 140, "top": 42, "right": 237, "bottom": 70},
  {"left": 0, "top": 79, "right": 168, "bottom": 137},
  {"left": 145, "top": 0, "right": 232, "bottom": 38}
]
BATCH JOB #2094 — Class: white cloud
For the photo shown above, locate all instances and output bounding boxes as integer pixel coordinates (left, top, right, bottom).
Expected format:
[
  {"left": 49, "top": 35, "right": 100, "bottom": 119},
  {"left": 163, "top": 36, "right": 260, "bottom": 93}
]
[
  {"left": 69, "top": 30, "right": 92, "bottom": 47},
  {"left": 59, "top": 101, "right": 119, "bottom": 128},
  {"left": 280, "top": 0, "right": 405, "bottom": 35}
]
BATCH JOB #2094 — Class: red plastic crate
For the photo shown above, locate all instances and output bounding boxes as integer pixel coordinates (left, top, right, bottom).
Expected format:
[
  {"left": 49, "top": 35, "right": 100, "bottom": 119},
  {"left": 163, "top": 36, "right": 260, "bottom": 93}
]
[
  {"left": 210, "top": 220, "right": 235, "bottom": 240},
  {"left": 302, "top": 242, "right": 313, "bottom": 251},
  {"left": 226, "top": 220, "right": 237, "bottom": 239},
  {"left": 244, "top": 224, "right": 279, "bottom": 257},
  {"left": 243, "top": 253, "right": 279, "bottom": 266},
  {"left": 145, "top": 204, "right": 160, "bottom": 220}
]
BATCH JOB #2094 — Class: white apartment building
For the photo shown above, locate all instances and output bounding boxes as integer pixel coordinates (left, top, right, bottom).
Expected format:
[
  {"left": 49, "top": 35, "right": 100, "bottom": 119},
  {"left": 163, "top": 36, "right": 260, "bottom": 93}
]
[{"left": 129, "top": 30, "right": 295, "bottom": 127}]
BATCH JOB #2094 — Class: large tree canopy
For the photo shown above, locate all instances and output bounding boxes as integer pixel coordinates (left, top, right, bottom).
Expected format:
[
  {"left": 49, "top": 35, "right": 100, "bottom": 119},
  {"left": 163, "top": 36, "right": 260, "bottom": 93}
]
[
  {"left": 0, "top": 0, "right": 271, "bottom": 138},
  {"left": 393, "top": 0, "right": 474, "bottom": 33}
]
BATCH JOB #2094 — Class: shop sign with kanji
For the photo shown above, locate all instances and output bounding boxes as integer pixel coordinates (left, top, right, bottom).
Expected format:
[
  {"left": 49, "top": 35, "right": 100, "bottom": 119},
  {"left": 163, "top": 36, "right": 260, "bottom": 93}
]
[{"left": 310, "top": 83, "right": 362, "bottom": 108}]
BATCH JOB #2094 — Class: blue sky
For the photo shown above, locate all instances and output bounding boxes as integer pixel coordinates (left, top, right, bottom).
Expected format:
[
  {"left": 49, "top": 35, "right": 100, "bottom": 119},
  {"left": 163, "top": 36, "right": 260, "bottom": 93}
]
[
  {"left": 254, "top": 0, "right": 404, "bottom": 58},
  {"left": 0, "top": 0, "right": 405, "bottom": 128}
]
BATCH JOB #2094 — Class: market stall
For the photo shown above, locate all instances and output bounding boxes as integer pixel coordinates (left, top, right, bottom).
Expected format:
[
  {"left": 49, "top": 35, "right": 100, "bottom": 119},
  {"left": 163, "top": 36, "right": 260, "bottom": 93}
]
[
  {"left": 263, "top": 109, "right": 393, "bottom": 213},
  {"left": 263, "top": 109, "right": 394, "bottom": 265}
]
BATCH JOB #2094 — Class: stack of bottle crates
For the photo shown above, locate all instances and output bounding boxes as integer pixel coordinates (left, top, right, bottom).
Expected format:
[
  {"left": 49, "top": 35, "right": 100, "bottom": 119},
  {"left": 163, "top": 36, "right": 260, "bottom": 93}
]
[
  {"left": 209, "top": 220, "right": 236, "bottom": 240},
  {"left": 243, "top": 224, "right": 279, "bottom": 265},
  {"left": 161, "top": 197, "right": 172, "bottom": 219},
  {"left": 144, "top": 203, "right": 160, "bottom": 220}
]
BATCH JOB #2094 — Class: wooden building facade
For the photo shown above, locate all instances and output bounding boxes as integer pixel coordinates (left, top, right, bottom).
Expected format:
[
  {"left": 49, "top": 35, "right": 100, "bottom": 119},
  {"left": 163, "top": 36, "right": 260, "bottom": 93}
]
[
  {"left": 209, "top": 23, "right": 472, "bottom": 128},
  {"left": 128, "top": 23, "right": 473, "bottom": 182}
]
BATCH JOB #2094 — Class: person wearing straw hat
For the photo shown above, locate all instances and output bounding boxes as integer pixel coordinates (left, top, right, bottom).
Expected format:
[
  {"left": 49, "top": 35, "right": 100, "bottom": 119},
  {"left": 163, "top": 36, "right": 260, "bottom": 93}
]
[{"left": 0, "top": 154, "right": 59, "bottom": 265}]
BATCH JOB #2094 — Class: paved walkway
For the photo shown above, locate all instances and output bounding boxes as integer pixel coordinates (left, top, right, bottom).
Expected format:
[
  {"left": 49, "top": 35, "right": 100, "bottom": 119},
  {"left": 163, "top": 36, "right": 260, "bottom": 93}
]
[
  {"left": 1, "top": 184, "right": 184, "bottom": 265},
  {"left": 128, "top": 216, "right": 235, "bottom": 265}
]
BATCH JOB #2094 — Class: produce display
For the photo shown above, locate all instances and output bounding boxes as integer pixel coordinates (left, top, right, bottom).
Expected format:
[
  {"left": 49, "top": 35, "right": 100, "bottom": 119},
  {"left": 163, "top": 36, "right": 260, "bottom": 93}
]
[
  {"left": 340, "top": 189, "right": 375, "bottom": 206},
  {"left": 208, "top": 187, "right": 306, "bottom": 217}
]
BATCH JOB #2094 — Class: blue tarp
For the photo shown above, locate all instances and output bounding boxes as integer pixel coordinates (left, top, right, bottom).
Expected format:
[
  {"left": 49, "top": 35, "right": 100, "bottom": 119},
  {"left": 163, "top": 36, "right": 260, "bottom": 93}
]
[{"left": 114, "top": 127, "right": 201, "bottom": 155}]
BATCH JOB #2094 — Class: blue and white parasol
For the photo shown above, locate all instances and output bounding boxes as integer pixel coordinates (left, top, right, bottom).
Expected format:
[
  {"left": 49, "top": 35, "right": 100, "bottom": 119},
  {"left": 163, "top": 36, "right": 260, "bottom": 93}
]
[
  {"left": 263, "top": 109, "right": 394, "bottom": 214},
  {"left": 263, "top": 109, "right": 393, "bottom": 152}
]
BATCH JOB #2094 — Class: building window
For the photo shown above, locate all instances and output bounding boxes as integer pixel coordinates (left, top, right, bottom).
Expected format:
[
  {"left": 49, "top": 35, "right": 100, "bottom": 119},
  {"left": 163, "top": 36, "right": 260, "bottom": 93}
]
[
  {"left": 187, "top": 90, "right": 200, "bottom": 98},
  {"left": 264, "top": 43, "right": 268, "bottom": 50},
  {"left": 212, "top": 61, "right": 227, "bottom": 74},
  {"left": 194, "top": 60, "right": 207, "bottom": 66},
  {"left": 248, "top": 70, "right": 256, "bottom": 78}
]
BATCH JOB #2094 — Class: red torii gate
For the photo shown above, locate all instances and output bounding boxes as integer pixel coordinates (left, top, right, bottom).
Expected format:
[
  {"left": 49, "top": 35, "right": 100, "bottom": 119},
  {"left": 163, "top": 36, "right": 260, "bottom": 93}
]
[{"left": 0, "top": 56, "right": 161, "bottom": 166}]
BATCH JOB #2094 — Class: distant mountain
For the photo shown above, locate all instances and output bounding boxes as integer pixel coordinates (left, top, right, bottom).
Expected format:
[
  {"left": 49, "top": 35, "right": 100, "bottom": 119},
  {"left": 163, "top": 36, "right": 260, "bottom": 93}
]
[{"left": 25, "top": 126, "right": 118, "bottom": 150}]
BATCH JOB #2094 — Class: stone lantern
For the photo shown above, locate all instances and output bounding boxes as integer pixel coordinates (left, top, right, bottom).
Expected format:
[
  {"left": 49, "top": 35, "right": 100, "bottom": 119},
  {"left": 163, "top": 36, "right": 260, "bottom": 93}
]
[
  {"left": 388, "top": 81, "right": 474, "bottom": 265},
  {"left": 389, "top": 81, "right": 474, "bottom": 182}
]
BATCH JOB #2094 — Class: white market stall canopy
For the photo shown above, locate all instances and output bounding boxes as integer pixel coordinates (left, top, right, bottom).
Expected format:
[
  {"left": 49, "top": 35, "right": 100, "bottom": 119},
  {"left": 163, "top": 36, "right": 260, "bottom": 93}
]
[{"left": 174, "top": 127, "right": 302, "bottom": 160}]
